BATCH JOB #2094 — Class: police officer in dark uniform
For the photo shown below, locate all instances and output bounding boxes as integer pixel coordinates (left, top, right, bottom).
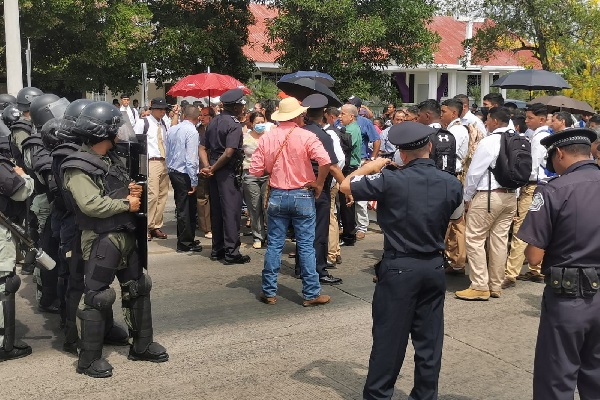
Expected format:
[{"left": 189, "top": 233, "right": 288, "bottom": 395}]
[
  {"left": 61, "top": 102, "right": 168, "bottom": 377},
  {"left": 516, "top": 128, "right": 600, "bottom": 400},
  {"left": 340, "top": 122, "right": 463, "bottom": 400},
  {"left": 296, "top": 94, "right": 343, "bottom": 285},
  {"left": 0, "top": 94, "right": 16, "bottom": 140},
  {"left": 199, "top": 88, "right": 250, "bottom": 264}
]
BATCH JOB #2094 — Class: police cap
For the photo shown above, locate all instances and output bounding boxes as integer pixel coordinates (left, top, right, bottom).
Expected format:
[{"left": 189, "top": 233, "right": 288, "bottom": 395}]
[
  {"left": 302, "top": 94, "right": 328, "bottom": 109},
  {"left": 150, "top": 97, "right": 168, "bottom": 109},
  {"left": 347, "top": 95, "right": 362, "bottom": 108},
  {"left": 541, "top": 128, "right": 597, "bottom": 152},
  {"left": 388, "top": 121, "right": 436, "bottom": 150},
  {"left": 221, "top": 88, "right": 246, "bottom": 105}
]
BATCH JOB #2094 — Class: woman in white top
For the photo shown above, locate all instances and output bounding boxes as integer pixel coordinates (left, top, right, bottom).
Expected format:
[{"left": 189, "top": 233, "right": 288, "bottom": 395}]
[{"left": 242, "top": 112, "right": 269, "bottom": 248}]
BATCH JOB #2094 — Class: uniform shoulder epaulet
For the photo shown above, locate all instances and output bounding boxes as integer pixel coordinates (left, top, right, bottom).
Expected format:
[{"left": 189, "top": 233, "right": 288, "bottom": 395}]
[
  {"left": 61, "top": 151, "right": 107, "bottom": 176},
  {"left": 230, "top": 115, "right": 239, "bottom": 123}
]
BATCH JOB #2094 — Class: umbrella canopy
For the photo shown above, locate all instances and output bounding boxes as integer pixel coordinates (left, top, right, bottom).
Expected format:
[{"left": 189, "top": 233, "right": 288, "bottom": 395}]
[
  {"left": 276, "top": 77, "right": 342, "bottom": 107},
  {"left": 491, "top": 70, "right": 571, "bottom": 91},
  {"left": 279, "top": 71, "right": 335, "bottom": 87},
  {"left": 167, "top": 73, "right": 251, "bottom": 98},
  {"left": 529, "top": 95, "right": 595, "bottom": 114}
]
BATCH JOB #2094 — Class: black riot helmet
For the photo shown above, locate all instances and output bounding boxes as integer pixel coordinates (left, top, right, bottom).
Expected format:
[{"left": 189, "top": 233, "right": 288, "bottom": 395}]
[
  {"left": 40, "top": 118, "right": 62, "bottom": 150},
  {"left": 72, "top": 101, "right": 123, "bottom": 144},
  {"left": 57, "top": 98, "right": 93, "bottom": 143},
  {"left": 30, "top": 94, "right": 70, "bottom": 129},
  {"left": 16, "top": 86, "right": 43, "bottom": 112},
  {"left": 0, "top": 94, "right": 17, "bottom": 111},
  {"left": 2, "top": 104, "right": 22, "bottom": 129}
]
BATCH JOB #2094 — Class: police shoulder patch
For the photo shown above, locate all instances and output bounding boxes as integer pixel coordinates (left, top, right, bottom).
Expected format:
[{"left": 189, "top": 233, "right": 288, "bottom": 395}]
[
  {"left": 230, "top": 116, "right": 240, "bottom": 123},
  {"left": 529, "top": 192, "right": 544, "bottom": 212},
  {"left": 366, "top": 173, "right": 382, "bottom": 181},
  {"left": 351, "top": 175, "right": 364, "bottom": 183}
]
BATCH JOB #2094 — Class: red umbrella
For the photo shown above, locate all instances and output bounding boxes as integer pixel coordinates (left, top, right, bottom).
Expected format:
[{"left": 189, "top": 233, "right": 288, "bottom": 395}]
[{"left": 166, "top": 72, "right": 251, "bottom": 98}]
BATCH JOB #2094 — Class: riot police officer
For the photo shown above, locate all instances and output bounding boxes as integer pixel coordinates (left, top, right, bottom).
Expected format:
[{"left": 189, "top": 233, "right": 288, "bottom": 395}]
[
  {"left": 0, "top": 94, "right": 17, "bottom": 139},
  {"left": 0, "top": 134, "right": 35, "bottom": 361},
  {"left": 200, "top": 88, "right": 250, "bottom": 264},
  {"left": 517, "top": 128, "right": 600, "bottom": 400},
  {"left": 340, "top": 122, "right": 463, "bottom": 400},
  {"left": 61, "top": 101, "right": 168, "bottom": 377},
  {"left": 11, "top": 87, "right": 43, "bottom": 168},
  {"left": 0, "top": 104, "right": 20, "bottom": 159}
]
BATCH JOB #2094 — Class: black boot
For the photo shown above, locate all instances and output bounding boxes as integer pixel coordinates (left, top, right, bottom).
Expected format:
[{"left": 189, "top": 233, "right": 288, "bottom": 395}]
[
  {"left": 76, "top": 307, "right": 112, "bottom": 378},
  {"left": 1, "top": 288, "right": 32, "bottom": 362}
]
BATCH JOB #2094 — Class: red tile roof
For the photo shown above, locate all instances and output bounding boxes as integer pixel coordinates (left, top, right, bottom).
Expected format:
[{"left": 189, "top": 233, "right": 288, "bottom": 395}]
[{"left": 245, "top": 4, "right": 539, "bottom": 68}]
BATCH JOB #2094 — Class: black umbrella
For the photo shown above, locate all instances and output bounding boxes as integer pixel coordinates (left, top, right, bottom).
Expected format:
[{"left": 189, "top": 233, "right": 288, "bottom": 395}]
[
  {"left": 491, "top": 69, "right": 571, "bottom": 91},
  {"left": 277, "top": 77, "right": 342, "bottom": 107},
  {"left": 279, "top": 71, "right": 335, "bottom": 87}
]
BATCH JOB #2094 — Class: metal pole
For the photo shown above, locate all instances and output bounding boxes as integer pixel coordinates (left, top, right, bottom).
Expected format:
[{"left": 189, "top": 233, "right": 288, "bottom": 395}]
[
  {"left": 4, "top": 0, "right": 24, "bottom": 95},
  {"left": 26, "top": 39, "right": 32, "bottom": 87},
  {"left": 141, "top": 63, "right": 148, "bottom": 107}
]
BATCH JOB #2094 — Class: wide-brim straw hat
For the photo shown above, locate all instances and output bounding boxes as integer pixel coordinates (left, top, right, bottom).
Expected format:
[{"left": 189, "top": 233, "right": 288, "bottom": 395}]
[{"left": 271, "top": 97, "right": 308, "bottom": 121}]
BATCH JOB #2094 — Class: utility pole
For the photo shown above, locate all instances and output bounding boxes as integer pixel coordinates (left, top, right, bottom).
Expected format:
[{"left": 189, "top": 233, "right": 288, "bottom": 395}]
[{"left": 4, "top": 0, "right": 24, "bottom": 95}]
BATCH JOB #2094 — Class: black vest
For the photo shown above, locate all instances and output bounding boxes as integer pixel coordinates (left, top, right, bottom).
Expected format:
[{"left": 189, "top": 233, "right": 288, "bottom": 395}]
[
  {"left": 21, "top": 135, "right": 49, "bottom": 194},
  {"left": 0, "top": 155, "right": 27, "bottom": 222},
  {"left": 51, "top": 143, "right": 80, "bottom": 213},
  {"left": 60, "top": 150, "right": 135, "bottom": 234},
  {"left": 9, "top": 119, "right": 33, "bottom": 169}
]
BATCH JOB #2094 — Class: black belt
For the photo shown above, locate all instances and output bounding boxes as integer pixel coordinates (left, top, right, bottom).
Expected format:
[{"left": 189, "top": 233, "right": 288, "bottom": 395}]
[
  {"left": 477, "top": 188, "right": 517, "bottom": 193},
  {"left": 544, "top": 267, "right": 600, "bottom": 298},
  {"left": 149, "top": 157, "right": 165, "bottom": 161},
  {"left": 383, "top": 249, "right": 443, "bottom": 259}
]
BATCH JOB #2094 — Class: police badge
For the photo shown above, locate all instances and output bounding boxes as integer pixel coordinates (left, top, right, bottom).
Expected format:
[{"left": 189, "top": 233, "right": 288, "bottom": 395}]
[{"left": 529, "top": 192, "right": 544, "bottom": 212}]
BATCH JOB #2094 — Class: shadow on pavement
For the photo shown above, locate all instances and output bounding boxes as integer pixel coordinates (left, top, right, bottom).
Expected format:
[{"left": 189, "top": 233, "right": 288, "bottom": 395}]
[{"left": 226, "top": 273, "right": 305, "bottom": 306}]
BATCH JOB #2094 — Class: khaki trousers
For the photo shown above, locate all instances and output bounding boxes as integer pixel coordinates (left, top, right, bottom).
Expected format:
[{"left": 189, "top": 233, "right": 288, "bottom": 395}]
[
  {"left": 445, "top": 217, "right": 466, "bottom": 268},
  {"left": 196, "top": 175, "right": 211, "bottom": 234},
  {"left": 327, "top": 184, "right": 341, "bottom": 264},
  {"left": 148, "top": 160, "right": 169, "bottom": 230},
  {"left": 505, "top": 184, "right": 541, "bottom": 278},
  {"left": 466, "top": 191, "right": 517, "bottom": 291}
]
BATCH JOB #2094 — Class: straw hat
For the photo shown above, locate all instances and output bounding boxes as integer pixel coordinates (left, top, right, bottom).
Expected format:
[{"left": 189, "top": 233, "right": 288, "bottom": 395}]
[{"left": 271, "top": 97, "right": 308, "bottom": 121}]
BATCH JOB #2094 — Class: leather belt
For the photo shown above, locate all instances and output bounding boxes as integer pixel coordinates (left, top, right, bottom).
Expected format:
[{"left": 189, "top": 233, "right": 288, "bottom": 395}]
[
  {"left": 477, "top": 188, "right": 517, "bottom": 193},
  {"left": 149, "top": 157, "right": 165, "bottom": 161}
]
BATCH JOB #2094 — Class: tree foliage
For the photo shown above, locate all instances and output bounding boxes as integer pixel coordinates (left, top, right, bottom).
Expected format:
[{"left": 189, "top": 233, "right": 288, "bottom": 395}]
[
  {"left": 265, "top": 0, "right": 440, "bottom": 101},
  {"left": 147, "top": 0, "right": 255, "bottom": 86},
  {"left": 466, "top": 0, "right": 600, "bottom": 108},
  {"left": 0, "top": 0, "right": 255, "bottom": 96}
]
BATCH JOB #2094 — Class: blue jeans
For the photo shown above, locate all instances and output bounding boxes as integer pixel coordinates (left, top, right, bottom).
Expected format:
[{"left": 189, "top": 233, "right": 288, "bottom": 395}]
[{"left": 262, "top": 188, "right": 321, "bottom": 300}]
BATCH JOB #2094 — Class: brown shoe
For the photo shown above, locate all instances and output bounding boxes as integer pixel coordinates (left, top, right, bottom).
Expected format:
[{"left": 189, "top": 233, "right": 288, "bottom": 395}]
[
  {"left": 150, "top": 228, "right": 168, "bottom": 239},
  {"left": 303, "top": 294, "right": 331, "bottom": 307},
  {"left": 516, "top": 271, "right": 544, "bottom": 283},
  {"left": 501, "top": 278, "right": 516, "bottom": 289},
  {"left": 259, "top": 292, "right": 276, "bottom": 305},
  {"left": 455, "top": 288, "right": 490, "bottom": 301},
  {"left": 490, "top": 290, "right": 501, "bottom": 298}
]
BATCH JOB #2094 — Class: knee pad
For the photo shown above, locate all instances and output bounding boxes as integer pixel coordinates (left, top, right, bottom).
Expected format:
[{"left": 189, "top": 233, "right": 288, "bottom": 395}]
[
  {"left": 125, "top": 274, "right": 152, "bottom": 299},
  {"left": 3, "top": 273, "right": 21, "bottom": 294},
  {"left": 83, "top": 287, "right": 116, "bottom": 311}
]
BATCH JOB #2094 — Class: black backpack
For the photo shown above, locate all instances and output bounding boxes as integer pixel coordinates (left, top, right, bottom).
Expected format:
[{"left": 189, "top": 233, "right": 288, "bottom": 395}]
[
  {"left": 429, "top": 128, "right": 457, "bottom": 175},
  {"left": 489, "top": 129, "right": 532, "bottom": 189}
]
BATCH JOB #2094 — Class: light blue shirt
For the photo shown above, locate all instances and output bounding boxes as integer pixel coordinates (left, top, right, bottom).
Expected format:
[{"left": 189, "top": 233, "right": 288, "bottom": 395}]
[{"left": 166, "top": 120, "right": 199, "bottom": 187}]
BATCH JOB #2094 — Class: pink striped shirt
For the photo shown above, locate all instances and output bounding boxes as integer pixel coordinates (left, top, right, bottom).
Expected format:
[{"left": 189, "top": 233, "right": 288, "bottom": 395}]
[{"left": 249, "top": 121, "right": 331, "bottom": 189}]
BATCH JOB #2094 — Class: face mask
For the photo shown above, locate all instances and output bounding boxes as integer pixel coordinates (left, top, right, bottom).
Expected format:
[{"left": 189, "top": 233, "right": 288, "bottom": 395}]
[{"left": 254, "top": 123, "right": 266, "bottom": 133}]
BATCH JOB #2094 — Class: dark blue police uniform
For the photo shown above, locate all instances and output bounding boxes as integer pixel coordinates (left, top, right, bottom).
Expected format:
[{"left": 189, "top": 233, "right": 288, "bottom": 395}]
[
  {"left": 516, "top": 128, "right": 600, "bottom": 400},
  {"left": 351, "top": 122, "right": 463, "bottom": 400},
  {"left": 203, "top": 89, "right": 247, "bottom": 262}
]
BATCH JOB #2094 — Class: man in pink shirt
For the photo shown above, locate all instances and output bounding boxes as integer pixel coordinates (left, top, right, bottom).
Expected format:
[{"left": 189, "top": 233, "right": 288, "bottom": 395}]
[{"left": 250, "top": 97, "right": 332, "bottom": 307}]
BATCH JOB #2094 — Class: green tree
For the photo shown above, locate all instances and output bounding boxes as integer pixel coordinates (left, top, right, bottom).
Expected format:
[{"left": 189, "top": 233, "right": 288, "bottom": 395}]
[
  {"left": 246, "top": 79, "right": 279, "bottom": 105},
  {"left": 265, "top": 0, "right": 440, "bottom": 101},
  {"left": 14, "top": 0, "right": 153, "bottom": 95},
  {"left": 148, "top": 0, "right": 255, "bottom": 86}
]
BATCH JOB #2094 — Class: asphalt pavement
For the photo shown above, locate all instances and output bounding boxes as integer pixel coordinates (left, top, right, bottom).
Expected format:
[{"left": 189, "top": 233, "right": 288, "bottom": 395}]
[{"left": 3, "top": 193, "right": 560, "bottom": 400}]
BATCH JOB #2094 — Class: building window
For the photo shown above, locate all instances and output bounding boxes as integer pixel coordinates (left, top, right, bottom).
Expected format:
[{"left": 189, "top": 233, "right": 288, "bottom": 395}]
[
  {"left": 467, "top": 75, "right": 481, "bottom": 98},
  {"left": 91, "top": 91, "right": 107, "bottom": 102}
]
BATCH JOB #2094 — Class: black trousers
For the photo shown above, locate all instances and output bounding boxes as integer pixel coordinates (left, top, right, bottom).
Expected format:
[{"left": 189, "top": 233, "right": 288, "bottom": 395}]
[
  {"left": 363, "top": 254, "right": 445, "bottom": 400},
  {"left": 168, "top": 171, "right": 197, "bottom": 250},
  {"left": 295, "top": 186, "right": 331, "bottom": 277},
  {"left": 339, "top": 166, "right": 357, "bottom": 243},
  {"left": 208, "top": 166, "right": 242, "bottom": 258},
  {"left": 533, "top": 286, "right": 600, "bottom": 400}
]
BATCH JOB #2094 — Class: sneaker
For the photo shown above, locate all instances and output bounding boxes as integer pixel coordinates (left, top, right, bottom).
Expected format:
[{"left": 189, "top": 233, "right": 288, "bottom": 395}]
[
  {"left": 501, "top": 278, "right": 516, "bottom": 289},
  {"left": 455, "top": 288, "right": 490, "bottom": 301},
  {"left": 303, "top": 294, "right": 331, "bottom": 307},
  {"left": 516, "top": 271, "right": 544, "bottom": 283},
  {"left": 204, "top": 232, "right": 213, "bottom": 239},
  {"left": 259, "top": 292, "right": 276, "bottom": 305},
  {"left": 490, "top": 291, "right": 501, "bottom": 298},
  {"left": 335, "top": 255, "right": 342, "bottom": 264},
  {"left": 356, "top": 231, "right": 366, "bottom": 240},
  {"left": 252, "top": 241, "right": 262, "bottom": 249}
]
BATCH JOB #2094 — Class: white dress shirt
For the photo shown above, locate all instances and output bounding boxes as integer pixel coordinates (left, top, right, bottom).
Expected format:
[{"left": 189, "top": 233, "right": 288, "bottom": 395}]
[
  {"left": 448, "top": 119, "right": 469, "bottom": 173},
  {"left": 464, "top": 126, "right": 512, "bottom": 201},
  {"left": 462, "top": 110, "right": 487, "bottom": 135},
  {"left": 134, "top": 115, "right": 168, "bottom": 159},
  {"left": 529, "top": 125, "right": 551, "bottom": 182},
  {"left": 120, "top": 106, "right": 138, "bottom": 126}
]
